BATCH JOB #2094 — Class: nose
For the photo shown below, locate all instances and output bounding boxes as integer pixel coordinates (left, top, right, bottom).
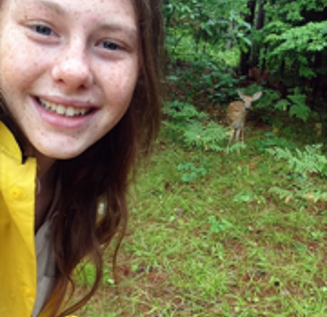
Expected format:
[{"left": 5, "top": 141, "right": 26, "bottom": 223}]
[{"left": 51, "top": 44, "right": 93, "bottom": 91}]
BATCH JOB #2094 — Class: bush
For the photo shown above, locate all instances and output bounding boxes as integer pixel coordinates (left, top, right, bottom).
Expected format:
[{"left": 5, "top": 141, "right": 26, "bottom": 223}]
[{"left": 163, "top": 101, "right": 229, "bottom": 152}]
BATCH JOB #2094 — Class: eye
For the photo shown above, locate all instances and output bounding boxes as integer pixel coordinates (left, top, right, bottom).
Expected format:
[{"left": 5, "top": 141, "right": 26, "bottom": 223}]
[
  {"left": 101, "top": 41, "right": 121, "bottom": 51},
  {"left": 32, "top": 24, "right": 54, "bottom": 36}
]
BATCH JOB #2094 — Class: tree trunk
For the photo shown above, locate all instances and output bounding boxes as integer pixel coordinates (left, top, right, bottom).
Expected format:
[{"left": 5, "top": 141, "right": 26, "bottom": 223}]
[
  {"left": 252, "top": 0, "right": 266, "bottom": 67},
  {"left": 239, "top": 0, "right": 257, "bottom": 76},
  {"left": 255, "top": 0, "right": 265, "bottom": 30},
  {"left": 311, "top": 51, "right": 324, "bottom": 104},
  {"left": 227, "top": 19, "right": 235, "bottom": 49}
]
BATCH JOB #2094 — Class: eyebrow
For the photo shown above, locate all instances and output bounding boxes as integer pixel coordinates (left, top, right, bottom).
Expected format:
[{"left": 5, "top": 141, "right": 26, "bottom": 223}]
[
  {"left": 32, "top": 0, "right": 138, "bottom": 35},
  {"left": 33, "top": 0, "right": 68, "bottom": 17},
  {"left": 98, "top": 24, "right": 138, "bottom": 41}
]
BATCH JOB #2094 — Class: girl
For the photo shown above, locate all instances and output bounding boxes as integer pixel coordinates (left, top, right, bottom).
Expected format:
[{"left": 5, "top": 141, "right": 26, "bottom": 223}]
[{"left": 0, "top": 0, "right": 164, "bottom": 316}]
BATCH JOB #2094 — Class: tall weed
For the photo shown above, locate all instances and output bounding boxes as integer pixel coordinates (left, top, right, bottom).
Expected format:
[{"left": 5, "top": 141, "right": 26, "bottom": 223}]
[
  {"left": 163, "top": 101, "right": 229, "bottom": 152},
  {"left": 267, "top": 144, "right": 327, "bottom": 203}
]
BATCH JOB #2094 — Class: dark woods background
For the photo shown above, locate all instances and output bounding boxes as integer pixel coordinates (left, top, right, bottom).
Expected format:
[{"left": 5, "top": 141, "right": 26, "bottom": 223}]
[{"left": 162, "top": 0, "right": 327, "bottom": 137}]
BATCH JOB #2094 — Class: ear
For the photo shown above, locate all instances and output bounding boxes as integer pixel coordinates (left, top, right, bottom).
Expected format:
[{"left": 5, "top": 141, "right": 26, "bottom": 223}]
[
  {"left": 252, "top": 91, "right": 262, "bottom": 101},
  {"left": 237, "top": 90, "right": 246, "bottom": 100}
]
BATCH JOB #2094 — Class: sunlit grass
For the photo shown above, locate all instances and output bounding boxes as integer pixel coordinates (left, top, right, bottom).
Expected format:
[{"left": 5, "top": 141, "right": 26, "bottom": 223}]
[{"left": 77, "top": 126, "right": 327, "bottom": 317}]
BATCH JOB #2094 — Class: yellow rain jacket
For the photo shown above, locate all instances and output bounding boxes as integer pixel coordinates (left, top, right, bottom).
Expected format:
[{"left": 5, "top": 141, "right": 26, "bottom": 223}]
[{"left": 0, "top": 121, "right": 69, "bottom": 317}]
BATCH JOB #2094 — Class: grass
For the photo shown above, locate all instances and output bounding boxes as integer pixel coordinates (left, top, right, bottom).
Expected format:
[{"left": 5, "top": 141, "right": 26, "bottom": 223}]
[{"left": 76, "top": 120, "right": 327, "bottom": 317}]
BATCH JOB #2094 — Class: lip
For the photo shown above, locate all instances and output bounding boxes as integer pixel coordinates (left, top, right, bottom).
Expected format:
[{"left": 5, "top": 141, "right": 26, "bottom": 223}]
[
  {"left": 33, "top": 95, "right": 99, "bottom": 130},
  {"left": 37, "top": 94, "right": 99, "bottom": 109}
]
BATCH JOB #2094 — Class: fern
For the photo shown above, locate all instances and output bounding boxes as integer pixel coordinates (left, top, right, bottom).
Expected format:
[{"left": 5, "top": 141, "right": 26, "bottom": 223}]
[
  {"left": 183, "top": 121, "right": 229, "bottom": 152},
  {"left": 269, "top": 186, "right": 327, "bottom": 204},
  {"left": 163, "top": 101, "right": 229, "bottom": 152},
  {"left": 288, "top": 88, "right": 311, "bottom": 122},
  {"left": 267, "top": 144, "right": 327, "bottom": 178},
  {"left": 268, "top": 186, "right": 295, "bottom": 202},
  {"left": 163, "top": 101, "right": 207, "bottom": 121},
  {"left": 267, "top": 144, "right": 327, "bottom": 204}
]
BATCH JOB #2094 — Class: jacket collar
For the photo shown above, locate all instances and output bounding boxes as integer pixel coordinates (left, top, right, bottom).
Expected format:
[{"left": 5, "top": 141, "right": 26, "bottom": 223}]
[{"left": 0, "top": 121, "right": 25, "bottom": 163}]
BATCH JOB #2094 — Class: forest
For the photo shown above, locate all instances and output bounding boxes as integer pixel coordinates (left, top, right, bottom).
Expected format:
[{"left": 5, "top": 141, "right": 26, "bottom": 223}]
[
  {"left": 164, "top": 0, "right": 327, "bottom": 124},
  {"left": 77, "top": 1, "right": 327, "bottom": 316}
]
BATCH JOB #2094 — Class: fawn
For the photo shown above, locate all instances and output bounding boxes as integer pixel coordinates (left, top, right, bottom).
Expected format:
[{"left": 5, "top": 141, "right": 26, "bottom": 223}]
[{"left": 226, "top": 90, "right": 262, "bottom": 153}]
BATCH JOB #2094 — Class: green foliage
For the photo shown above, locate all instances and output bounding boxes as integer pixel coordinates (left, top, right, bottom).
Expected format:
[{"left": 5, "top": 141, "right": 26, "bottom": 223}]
[
  {"left": 75, "top": 262, "right": 114, "bottom": 287},
  {"left": 232, "top": 189, "right": 266, "bottom": 205},
  {"left": 287, "top": 89, "right": 311, "bottom": 122},
  {"left": 163, "top": 101, "right": 229, "bottom": 152},
  {"left": 259, "top": 0, "right": 327, "bottom": 104},
  {"left": 207, "top": 216, "right": 234, "bottom": 235},
  {"left": 82, "top": 1, "right": 327, "bottom": 314},
  {"left": 208, "top": 66, "right": 241, "bottom": 104},
  {"left": 163, "top": 0, "right": 327, "bottom": 120},
  {"left": 253, "top": 88, "right": 280, "bottom": 111},
  {"left": 163, "top": 0, "right": 248, "bottom": 57},
  {"left": 183, "top": 121, "right": 229, "bottom": 151},
  {"left": 163, "top": 100, "right": 206, "bottom": 121},
  {"left": 266, "top": 21, "right": 327, "bottom": 55},
  {"left": 254, "top": 87, "right": 312, "bottom": 122},
  {"left": 81, "top": 130, "right": 327, "bottom": 316},
  {"left": 215, "top": 48, "right": 240, "bottom": 67},
  {"left": 240, "top": 85, "right": 280, "bottom": 115},
  {"left": 75, "top": 262, "right": 96, "bottom": 286},
  {"left": 274, "top": 99, "right": 290, "bottom": 112},
  {"left": 267, "top": 144, "right": 327, "bottom": 178},
  {"left": 267, "top": 144, "right": 327, "bottom": 203},
  {"left": 269, "top": 185, "right": 327, "bottom": 204},
  {"left": 266, "top": 20, "right": 327, "bottom": 80},
  {"left": 178, "top": 160, "right": 210, "bottom": 183},
  {"left": 267, "top": 0, "right": 327, "bottom": 23},
  {"left": 229, "top": 9, "right": 252, "bottom": 53},
  {"left": 256, "top": 132, "right": 297, "bottom": 152},
  {"left": 168, "top": 57, "right": 240, "bottom": 104}
]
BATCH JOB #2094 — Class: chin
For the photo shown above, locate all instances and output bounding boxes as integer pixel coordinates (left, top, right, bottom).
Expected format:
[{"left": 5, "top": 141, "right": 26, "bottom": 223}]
[
  {"left": 51, "top": 153, "right": 82, "bottom": 160},
  {"left": 35, "top": 144, "right": 88, "bottom": 161}
]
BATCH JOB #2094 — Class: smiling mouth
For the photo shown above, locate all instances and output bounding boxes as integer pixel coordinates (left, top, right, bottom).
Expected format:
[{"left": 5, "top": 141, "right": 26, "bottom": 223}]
[{"left": 36, "top": 97, "right": 93, "bottom": 117}]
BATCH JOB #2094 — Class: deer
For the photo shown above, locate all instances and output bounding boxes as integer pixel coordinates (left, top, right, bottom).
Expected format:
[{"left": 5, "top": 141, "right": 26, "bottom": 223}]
[{"left": 226, "top": 90, "right": 262, "bottom": 154}]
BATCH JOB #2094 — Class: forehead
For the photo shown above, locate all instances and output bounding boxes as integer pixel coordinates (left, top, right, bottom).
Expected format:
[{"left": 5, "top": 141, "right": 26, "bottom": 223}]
[{"left": 1, "top": 0, "right": 137, "bottom": 27}]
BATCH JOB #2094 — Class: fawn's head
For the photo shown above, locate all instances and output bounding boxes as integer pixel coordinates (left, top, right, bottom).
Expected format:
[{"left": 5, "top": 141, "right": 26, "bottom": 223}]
[{"left": 237, "top": 90, "right": 262, "bottom": 111}]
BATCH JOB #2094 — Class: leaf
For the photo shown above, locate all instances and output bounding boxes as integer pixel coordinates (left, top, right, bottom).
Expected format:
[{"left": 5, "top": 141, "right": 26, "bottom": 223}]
[
  {"left": 274, "top": 99, "right": 290, "bottom": 111},
  {"left": 285, "top": 196, "right": 292, "bottom": 203},
  {"left": 289, "top": 103, "right": 311, "bottom": 122}
]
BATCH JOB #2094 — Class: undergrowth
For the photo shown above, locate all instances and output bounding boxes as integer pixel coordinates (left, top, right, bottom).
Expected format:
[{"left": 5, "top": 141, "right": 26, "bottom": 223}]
[{"left": 76, "top": 116, "right": 327, "bottom": 317}]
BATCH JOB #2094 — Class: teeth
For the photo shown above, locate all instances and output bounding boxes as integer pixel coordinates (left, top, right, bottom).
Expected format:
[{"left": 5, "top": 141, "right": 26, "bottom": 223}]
[
  {"left": 66, "top": 107, "right": 75, "bottom": 117},
  {"left": 38, "top": 98, "right": 91, "bottom": 117},
  {"left": 57, "top": 105, "right": 66, "bottom": 115}
]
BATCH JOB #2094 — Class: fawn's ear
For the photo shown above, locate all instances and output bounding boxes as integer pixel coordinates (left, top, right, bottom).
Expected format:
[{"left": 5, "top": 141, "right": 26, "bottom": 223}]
[
  {"left": 252, "top": 91, "right": 262, "bottom": 101},
  {"left": 237, "top": 90, "right": 246, "bottom": 100}
]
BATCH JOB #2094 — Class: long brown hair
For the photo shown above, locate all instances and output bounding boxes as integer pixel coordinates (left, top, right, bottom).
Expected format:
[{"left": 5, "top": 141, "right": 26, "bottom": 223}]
[
  {"left": 1, "top": 0, "right": 164, "bottom": 315},
  {"left": 49, "top": 0, "right": 165, "bottom": 315}
]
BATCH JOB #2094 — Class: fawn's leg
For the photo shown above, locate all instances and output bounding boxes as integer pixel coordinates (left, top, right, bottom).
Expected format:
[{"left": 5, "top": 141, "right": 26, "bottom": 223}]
[
  {"left": 235, "top": 129, "right": 241, "bottom": 155},
  {"left": 241, "top": 128, "right": 245, "bottom": 144},
  {"left": 235, "top": 128, "right": 241, "bottom": 143},
  {"left": 226, "top": 128, "right": 235, "bottom": 153}
]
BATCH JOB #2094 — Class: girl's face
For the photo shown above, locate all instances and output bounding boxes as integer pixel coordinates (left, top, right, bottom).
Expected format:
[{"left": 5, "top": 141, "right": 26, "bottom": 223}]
[{"left": 0, "top": 0, "right": 139, "bottom": 159}]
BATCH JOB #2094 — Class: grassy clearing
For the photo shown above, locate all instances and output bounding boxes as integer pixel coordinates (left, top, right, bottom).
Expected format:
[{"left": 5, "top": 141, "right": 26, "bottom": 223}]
[{"left": 77, "top": 121, "right": 327, "bottom": 317}]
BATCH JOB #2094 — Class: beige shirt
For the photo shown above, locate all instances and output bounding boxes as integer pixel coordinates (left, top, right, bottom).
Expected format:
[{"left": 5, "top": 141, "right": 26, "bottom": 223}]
[
  {"left": 32, "top": 219, "right": 57, "bottom": 317},
  {"left": 32, "top": 183, "right": 60, "bottom": 317}
]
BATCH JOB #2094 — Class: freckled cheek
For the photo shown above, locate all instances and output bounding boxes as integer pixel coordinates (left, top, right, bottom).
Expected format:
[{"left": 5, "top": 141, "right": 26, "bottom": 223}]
[
  {"left": 3, "top": 34, "right": 46, "bottom": 72},
  {"left": 1, "top": 52, "right": 42, "bottom": 90},
  {"left": 102, "top": 65, "right": 138, "bottom": 107}
]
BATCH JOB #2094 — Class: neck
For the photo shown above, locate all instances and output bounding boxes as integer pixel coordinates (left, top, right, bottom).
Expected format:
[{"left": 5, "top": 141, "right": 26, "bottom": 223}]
[
  {"left": 36, "top": 152, "right": 57, "bottom": 184},
  {"left": 24, "top": 142, "right": 56, "bottom": 184},
  {"left": 33, "top": 151, "right": 57, "bottom": 232}
]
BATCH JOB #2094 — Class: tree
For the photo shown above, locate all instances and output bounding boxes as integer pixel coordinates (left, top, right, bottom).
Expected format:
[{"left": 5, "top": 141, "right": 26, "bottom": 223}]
[{"left": 239, "top": 0, "right": 257, "bottom": 75}]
